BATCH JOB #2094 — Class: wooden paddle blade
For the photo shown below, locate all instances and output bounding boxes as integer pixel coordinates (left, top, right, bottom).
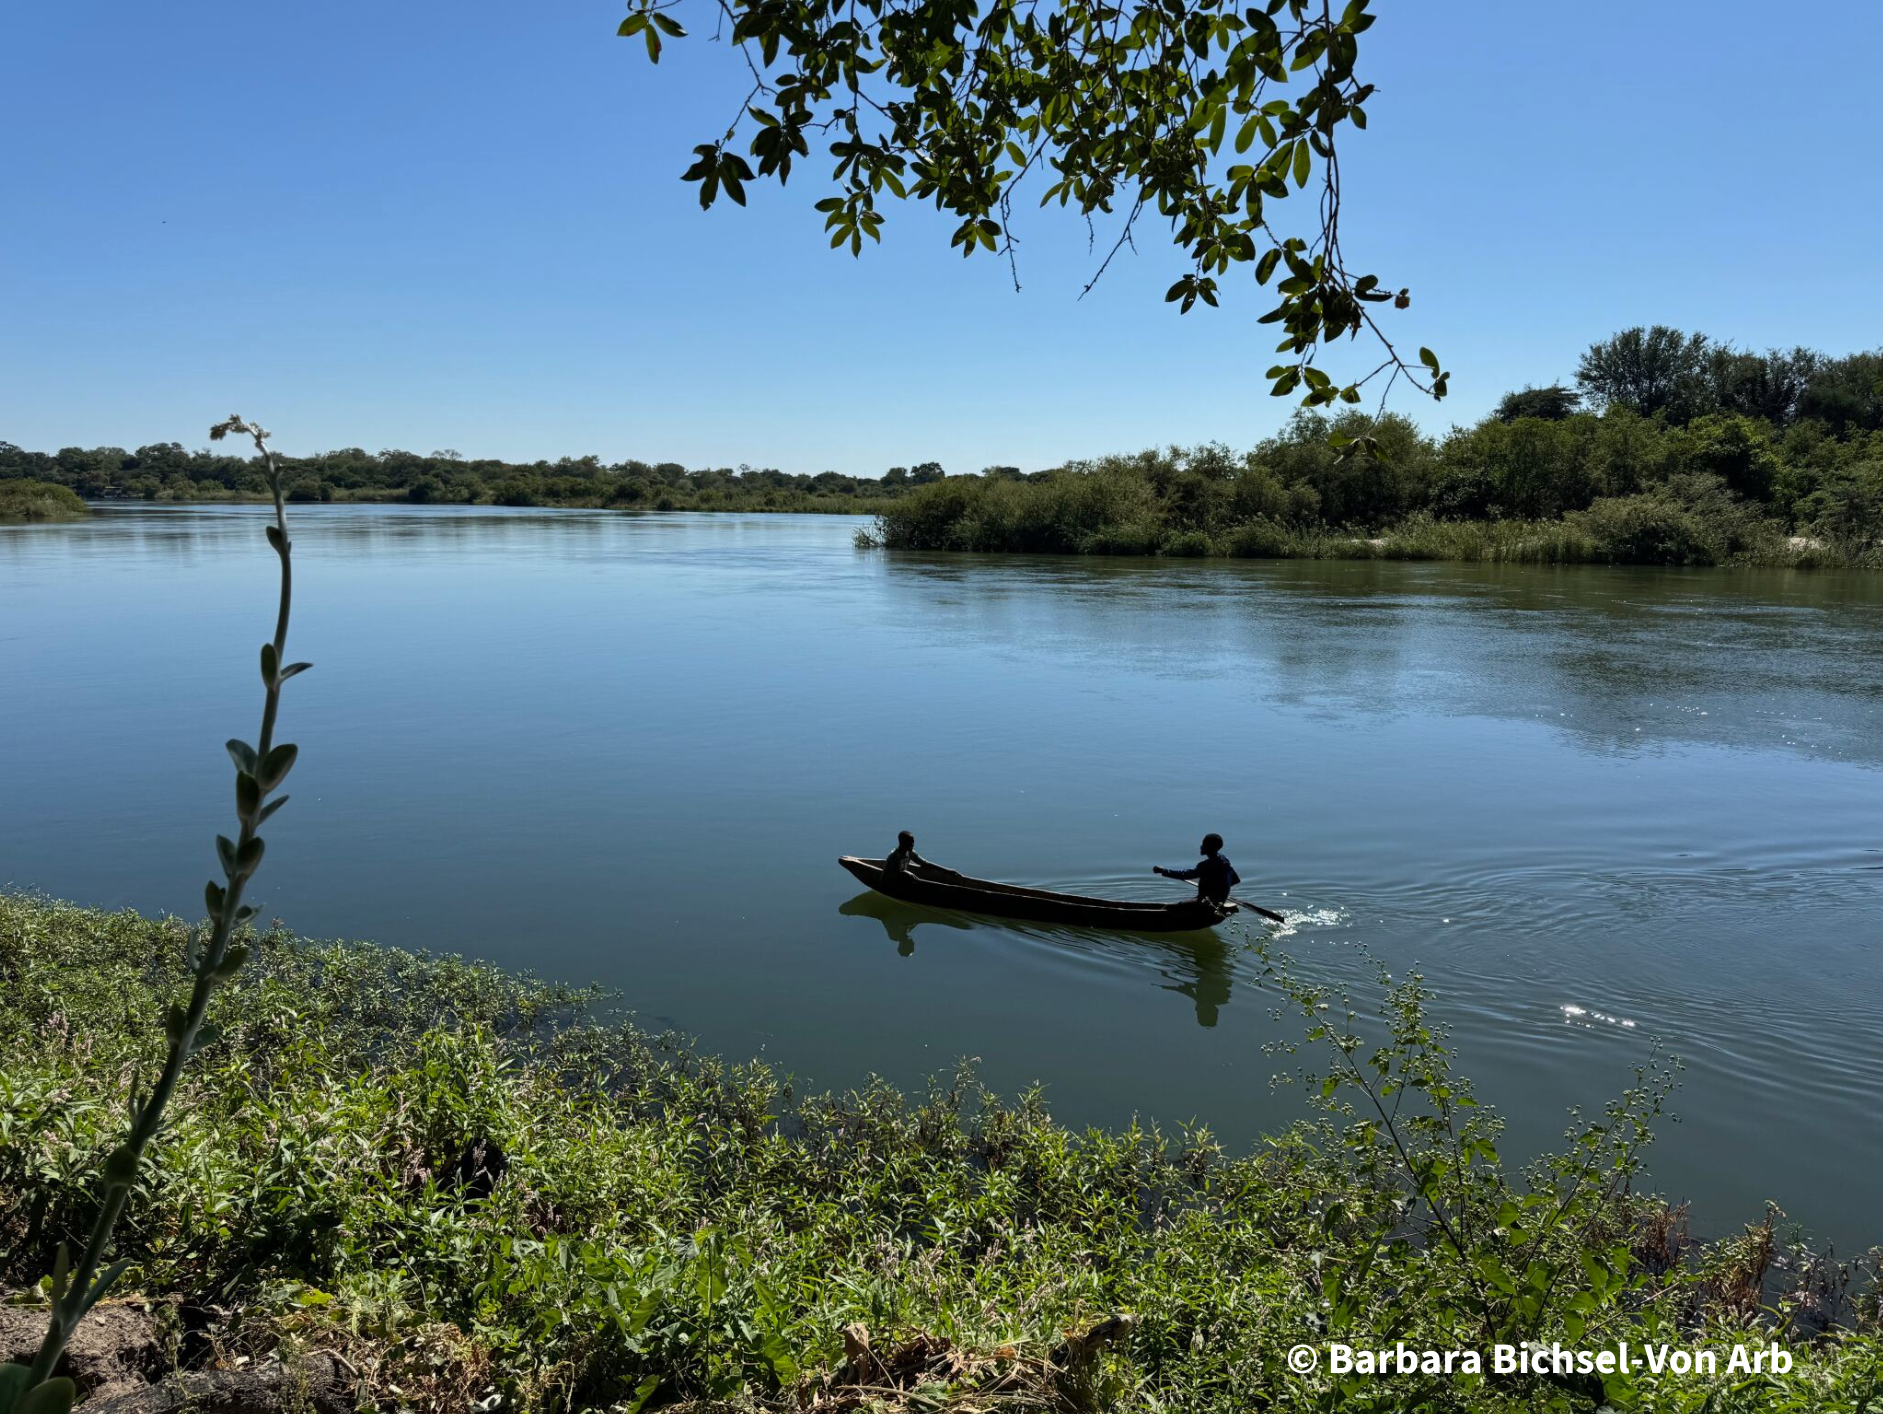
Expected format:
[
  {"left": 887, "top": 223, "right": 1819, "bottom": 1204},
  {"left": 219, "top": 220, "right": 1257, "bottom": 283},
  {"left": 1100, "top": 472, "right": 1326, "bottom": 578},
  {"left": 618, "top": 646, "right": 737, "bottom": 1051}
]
[{"left": 1248, "top": 904, "right": 1286, "bottom": 924}]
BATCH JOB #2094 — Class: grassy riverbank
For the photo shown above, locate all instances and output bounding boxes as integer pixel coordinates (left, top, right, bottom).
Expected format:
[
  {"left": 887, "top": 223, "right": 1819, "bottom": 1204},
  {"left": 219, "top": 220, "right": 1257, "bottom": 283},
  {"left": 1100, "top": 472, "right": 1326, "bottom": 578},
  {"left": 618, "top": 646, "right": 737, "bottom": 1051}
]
[
  {"left": 0, "top": 480, "right": 88, "bottom": 523},
  {"left": 3, "top": 894, "right": 1879, "bottom": 1411}
]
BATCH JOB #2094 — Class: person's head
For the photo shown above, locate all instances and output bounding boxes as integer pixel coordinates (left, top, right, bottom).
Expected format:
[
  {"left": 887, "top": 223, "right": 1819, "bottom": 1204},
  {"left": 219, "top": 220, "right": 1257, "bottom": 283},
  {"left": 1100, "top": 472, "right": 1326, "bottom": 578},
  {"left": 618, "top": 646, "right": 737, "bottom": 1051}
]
[
  {"left": 1200, "top": 832, "right": 1224, "bottom": 856},
  {"left": 898, "top": 830, "right": 915, "bottom": 849}
]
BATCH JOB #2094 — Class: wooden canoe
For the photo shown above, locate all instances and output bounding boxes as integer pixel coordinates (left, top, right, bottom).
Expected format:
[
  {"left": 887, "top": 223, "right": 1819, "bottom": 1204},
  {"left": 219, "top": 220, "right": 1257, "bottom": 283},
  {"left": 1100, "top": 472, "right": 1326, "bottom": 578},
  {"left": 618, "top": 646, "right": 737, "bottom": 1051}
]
[{"left": 839, "top": 856, "right": 1236, "bottom": 933}]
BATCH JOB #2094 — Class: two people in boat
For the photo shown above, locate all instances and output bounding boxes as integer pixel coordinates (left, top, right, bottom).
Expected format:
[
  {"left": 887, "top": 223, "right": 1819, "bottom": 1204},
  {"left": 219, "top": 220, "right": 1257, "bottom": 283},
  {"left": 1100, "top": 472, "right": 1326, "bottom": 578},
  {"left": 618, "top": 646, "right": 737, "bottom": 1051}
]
[
  {"left": 890, "top": 828, "right": 1239, "bottom": 908},
  {"left": 1154, "top": 833, "right": 1240, "bottom": 907}
]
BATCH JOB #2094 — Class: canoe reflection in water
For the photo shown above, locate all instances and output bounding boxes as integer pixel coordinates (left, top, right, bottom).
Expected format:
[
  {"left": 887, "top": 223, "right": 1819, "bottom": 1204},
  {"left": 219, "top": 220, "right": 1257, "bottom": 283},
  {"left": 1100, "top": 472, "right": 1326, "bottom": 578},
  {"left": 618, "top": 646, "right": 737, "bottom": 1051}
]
[{"left": 836, "top": 891, "right": 1236, "bottom": 1028}]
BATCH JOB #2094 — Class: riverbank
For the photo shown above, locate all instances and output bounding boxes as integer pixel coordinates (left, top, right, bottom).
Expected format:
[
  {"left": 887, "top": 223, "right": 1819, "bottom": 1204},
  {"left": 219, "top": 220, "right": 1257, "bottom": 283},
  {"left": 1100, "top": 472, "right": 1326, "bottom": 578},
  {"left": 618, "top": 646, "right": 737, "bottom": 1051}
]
[
  {"left": 3, "top": 893, "right": 1877, "bottom": 1412},
  {"left": 863, "top": 473, "right": 1883, "bottom": 569},
  {"left": 81, "top": 488, "right": 898, "bottom": 515},
  {"left": 0, "top": 480, "right": 88, "bottom": 523}
]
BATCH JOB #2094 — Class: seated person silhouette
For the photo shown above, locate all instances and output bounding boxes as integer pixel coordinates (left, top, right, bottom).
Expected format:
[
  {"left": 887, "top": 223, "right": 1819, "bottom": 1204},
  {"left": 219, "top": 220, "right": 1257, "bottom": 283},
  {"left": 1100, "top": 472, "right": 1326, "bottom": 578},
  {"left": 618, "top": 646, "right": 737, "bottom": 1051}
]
[
  {"left": 885, "top": 830, "right": 929, "bottom": 874},
  {"left": 1153, "top": 832, "right": 1240, "bottom": 906}
]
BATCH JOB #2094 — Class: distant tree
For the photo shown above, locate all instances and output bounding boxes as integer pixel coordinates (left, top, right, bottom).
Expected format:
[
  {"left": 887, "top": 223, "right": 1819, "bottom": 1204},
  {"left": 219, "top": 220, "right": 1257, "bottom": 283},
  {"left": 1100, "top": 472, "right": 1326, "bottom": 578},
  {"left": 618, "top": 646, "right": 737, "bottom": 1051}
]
[
  {"left": 1706, "top": 347, "right": 1819, "bottom": 425},
  {"left": 1575, "top": 326, "right": 1714, "bottom": 421},
  {"left": 1798, "top": 351, "right": 1883, "bottom": 433},
  {"left": 617, "top": 0, "right": 1447, "bottom": 417},
  {"left": 909, "top": 462, "right": 946, "bottom": 485},
  {"left": 882, "top": 467, "right": 910, "bottom": 486},
  {"left": 1801, "top": 459, "right": 1883, "bottom": 545},
  {"left": 982, "top": 465, "right": 1023, "bottom": 480},
  {"left": 1494, "top": 385, "right": 1581, "bottom": 422},
  {"left": 1676, "top": 414, "right": 1781, "bottom": 503},
  {"left": 1256, "top": 410, "right": 1432, "bottom": 528}
]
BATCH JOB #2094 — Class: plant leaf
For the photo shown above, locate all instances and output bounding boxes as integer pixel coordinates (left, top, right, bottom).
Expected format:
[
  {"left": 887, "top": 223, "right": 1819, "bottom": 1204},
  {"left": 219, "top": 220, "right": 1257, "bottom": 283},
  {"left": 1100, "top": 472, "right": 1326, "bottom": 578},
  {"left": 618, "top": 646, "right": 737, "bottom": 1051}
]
[{"left": 17, "top": 1378, "right": 76, "bottom": 1414}]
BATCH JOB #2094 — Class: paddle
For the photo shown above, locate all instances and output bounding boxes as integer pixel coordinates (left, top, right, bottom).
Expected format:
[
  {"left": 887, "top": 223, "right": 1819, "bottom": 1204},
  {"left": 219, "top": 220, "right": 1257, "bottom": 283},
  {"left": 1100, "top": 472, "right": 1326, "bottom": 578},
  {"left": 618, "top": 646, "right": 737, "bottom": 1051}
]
[{"left": 1153, "top": 867, "right": 1286, "bottom": 925}]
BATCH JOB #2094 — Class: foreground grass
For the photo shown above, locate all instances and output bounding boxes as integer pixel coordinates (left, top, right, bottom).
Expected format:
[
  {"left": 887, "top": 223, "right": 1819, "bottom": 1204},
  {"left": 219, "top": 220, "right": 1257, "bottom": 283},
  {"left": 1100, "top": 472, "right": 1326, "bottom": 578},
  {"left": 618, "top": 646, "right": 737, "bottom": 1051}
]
[
  {"left": 0, "top": 481, "right": 88, "bottom": 523},
  {"left": 2, "top": 894, "right": 1879, "bottom": 1413}
]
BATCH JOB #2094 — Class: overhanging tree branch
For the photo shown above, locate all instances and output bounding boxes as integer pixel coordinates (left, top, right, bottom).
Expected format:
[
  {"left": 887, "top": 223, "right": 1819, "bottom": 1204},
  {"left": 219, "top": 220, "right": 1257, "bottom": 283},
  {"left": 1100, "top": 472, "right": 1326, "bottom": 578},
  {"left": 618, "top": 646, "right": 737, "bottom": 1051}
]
[{"left": 617, "top": 0, "right": 1447, "bottom": 436}]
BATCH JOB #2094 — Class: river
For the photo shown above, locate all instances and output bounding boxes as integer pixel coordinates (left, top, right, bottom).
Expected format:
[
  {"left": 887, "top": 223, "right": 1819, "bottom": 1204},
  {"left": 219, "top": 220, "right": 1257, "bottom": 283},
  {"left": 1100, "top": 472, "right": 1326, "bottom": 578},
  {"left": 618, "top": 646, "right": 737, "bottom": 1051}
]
[{"left": 3, "top": 504, "right": 1880, "bottom": 1248}]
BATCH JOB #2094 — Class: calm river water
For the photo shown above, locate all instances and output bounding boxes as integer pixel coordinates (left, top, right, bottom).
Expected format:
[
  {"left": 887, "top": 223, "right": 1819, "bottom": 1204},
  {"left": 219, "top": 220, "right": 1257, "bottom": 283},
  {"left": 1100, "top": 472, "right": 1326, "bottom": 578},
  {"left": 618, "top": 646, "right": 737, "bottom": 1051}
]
[{"left": 4, "top": 505, "right": 1880, "bottom": 1247}]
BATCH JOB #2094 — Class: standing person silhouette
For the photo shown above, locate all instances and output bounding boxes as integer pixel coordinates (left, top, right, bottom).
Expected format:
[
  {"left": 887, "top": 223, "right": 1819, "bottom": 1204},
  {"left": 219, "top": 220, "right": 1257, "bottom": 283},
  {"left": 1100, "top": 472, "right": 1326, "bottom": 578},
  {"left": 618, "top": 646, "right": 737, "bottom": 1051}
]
[{"left": 1154, "top": 833, "right": 1240, "bottom": 906}]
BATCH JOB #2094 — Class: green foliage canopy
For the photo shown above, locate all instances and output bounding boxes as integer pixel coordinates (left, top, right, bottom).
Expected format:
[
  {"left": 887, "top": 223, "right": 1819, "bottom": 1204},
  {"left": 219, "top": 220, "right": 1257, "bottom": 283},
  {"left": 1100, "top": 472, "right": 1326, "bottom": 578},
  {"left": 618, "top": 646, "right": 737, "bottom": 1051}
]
[{"left": 619, "top": 0, "right": 1447, "bottom": 418}]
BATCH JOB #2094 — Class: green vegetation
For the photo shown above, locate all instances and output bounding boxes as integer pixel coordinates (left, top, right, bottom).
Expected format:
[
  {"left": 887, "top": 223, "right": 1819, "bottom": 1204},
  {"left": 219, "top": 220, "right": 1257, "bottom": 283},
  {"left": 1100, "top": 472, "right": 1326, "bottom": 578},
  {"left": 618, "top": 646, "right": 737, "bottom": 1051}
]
[
  {"left": 624, "top": 0, "right": 1441, "bottom": 418},
  {"left": 0, "top": 418, "right": 306, "bottom": 1414},
  {"left": 0, "top": 443, "right": 946, "bottom": 513},
  {"left": 868, "top": 331, "right": 1883, "bottom": 567},
  {"left": 0, "top": 480, "right": 87, "bottom": 523},
  {"left": 4, "top": 892, "right": 1879, "bottom": 1412}
]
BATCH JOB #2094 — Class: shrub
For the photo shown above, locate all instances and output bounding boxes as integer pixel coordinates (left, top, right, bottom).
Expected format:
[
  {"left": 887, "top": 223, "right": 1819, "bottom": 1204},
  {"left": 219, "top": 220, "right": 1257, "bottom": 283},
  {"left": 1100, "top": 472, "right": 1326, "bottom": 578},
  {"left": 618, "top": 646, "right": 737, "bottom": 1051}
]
[
  {"left": 1223, "top": 517, "right": 1296, "bottom": 557},
  {"left": 1158, "top": 529, "right": 1214, "bottom": 557},
  {"left": 1571, "top": 494, "right": 1718, "bottom": 565},
  {"left": 0, "top": 480, "right": 88, "bottom": 522}
]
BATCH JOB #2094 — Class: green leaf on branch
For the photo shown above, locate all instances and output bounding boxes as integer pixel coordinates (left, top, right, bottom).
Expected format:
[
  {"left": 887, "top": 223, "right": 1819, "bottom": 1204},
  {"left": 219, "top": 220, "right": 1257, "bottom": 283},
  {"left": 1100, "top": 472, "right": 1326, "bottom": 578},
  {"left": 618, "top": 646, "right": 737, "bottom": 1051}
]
[
  {"left": 0, "top": 1362, "right": 33, "bottom": 1414},
  {"left": 78, "top": 1261, "right": 133, "bottom": 1317},
  {"left": 102, "top": 1145, "right": 139, "bottom": 1188},
  {"left": 16, "top": 1378, "right": 76, "bottom": 1414},
  {"left": 260, "top": 744, "right": 298, "bottom": 791}
]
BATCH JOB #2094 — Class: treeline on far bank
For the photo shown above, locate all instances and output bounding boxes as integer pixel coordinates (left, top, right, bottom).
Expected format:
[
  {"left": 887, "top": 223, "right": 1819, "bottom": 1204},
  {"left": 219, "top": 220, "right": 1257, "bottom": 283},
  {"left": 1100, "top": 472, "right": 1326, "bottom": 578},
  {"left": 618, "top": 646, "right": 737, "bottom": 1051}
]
[
  {"left": 0, "top": 442, "right": 963, "bottom": 513},
  {"left": 869, "top": 329, "right": 1883, "bottom": 568}
]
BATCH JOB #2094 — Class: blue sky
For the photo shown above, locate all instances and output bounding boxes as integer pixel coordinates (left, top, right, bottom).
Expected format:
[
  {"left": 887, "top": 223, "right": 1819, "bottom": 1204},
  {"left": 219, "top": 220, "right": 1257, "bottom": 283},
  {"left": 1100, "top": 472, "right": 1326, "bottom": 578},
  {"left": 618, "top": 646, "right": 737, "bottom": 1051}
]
[{"left": 5, "top": 1, "right": 1879, "bottom": 474}]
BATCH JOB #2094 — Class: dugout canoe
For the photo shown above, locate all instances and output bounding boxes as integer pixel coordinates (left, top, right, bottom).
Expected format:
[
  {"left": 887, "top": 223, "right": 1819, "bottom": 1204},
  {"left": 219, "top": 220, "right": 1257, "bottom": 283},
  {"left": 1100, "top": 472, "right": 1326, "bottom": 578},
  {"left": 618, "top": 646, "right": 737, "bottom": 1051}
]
[{"left": 838, "top": 856, "right": 1237, "bottom": 933}]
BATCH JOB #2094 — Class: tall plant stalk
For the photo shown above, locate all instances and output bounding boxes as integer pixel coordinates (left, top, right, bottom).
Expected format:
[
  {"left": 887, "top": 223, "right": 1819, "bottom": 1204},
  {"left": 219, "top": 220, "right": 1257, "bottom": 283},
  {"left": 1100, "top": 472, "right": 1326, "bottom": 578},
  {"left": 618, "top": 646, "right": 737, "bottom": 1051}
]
[{"left": 7, "top": 417, "right": 308, "bottom": 1414}]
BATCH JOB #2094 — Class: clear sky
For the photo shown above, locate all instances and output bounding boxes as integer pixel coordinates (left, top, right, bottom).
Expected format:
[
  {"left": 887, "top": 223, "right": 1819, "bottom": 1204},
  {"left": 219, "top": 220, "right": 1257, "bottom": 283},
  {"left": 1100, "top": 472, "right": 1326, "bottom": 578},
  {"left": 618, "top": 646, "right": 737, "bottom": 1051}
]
[{"left": 5, "top": 1, "right": 1879, "bottom": 474}]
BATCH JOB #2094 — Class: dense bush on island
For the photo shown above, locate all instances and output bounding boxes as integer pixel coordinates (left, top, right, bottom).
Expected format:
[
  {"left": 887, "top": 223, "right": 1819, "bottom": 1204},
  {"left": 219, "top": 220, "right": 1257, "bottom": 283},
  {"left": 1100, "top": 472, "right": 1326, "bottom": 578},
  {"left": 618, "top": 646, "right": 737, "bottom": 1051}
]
[
  {"left": 3, "top": 893, "right": 1879, "bottom": 1411},
  {"left": 0, "top": 479, "right": 88, "bottom": 522},
  {"left": 867, "top": 331, "right": 1883, "bottom": 568}
]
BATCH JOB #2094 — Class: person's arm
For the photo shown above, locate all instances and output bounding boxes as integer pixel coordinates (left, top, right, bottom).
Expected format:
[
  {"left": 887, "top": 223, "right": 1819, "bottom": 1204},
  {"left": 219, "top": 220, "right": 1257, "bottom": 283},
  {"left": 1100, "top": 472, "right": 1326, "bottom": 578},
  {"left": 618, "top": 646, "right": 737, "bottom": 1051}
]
[
  {"left": 1156, "top": 863, "right": 1202, "bottom": 880},
  {"left": 1227, "top": 863, "right": 1242, "bottom": 888},
  {"left": 908, "top": 850, "right": 930, "bottom": 868}
]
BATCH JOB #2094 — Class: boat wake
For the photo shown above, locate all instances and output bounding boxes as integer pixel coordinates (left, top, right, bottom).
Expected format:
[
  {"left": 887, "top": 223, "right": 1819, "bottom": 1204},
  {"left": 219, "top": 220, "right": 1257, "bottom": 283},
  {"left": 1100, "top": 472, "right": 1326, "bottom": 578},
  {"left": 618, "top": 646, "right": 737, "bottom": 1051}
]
[{"left": 1265, "top": 903, "right": 1347, "bottom": 938}]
